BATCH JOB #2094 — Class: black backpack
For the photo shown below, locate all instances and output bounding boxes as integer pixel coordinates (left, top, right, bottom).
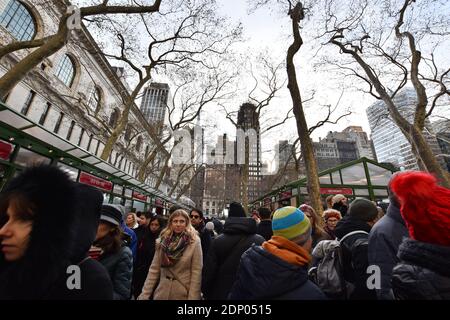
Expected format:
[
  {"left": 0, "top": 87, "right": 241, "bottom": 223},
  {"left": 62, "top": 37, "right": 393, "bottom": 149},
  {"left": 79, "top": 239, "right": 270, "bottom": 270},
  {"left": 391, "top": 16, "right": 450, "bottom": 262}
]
[{"left": 308, "top": 230, "right": 368, "bottom": 299}]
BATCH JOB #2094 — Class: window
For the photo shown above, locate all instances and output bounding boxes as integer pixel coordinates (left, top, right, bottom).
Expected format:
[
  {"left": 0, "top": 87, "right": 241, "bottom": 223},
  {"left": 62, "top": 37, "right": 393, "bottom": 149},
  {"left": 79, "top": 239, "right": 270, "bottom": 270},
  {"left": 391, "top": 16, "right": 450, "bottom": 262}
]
[
  {"left": 20, "top": 90, "right": 35, "bottom": 115},
  {"left": 136, "top": 136, "right": 142, "bottom": 152},
  {"left": 0, "top": 0, "right": 36, "bottom": 41},
  {"left": 124, "top": 125, "right": 132, "bottom": 141},
  {"left": 38, "top": 102, "right": 51, "bottom": 125},
  {"left": 78, "top": 128, "right": 85, "bottom": 146},
  {"left": 54, "top": 112, "right": 64, "bottom": 133},
  {"left": 66, "top": 121, "right": 75, "bottom": 140},
  {"left": 109, "top": 108, "right": 120, "bottom": 127},
  {"left": 86, "top": 134, "right": 93, "bottom": 151},
  {"left": 55, "top": 55, "right": 75, "bottom": 87},
  {"left": 88, "top": 86, "right": 101, "bottom": 113}
]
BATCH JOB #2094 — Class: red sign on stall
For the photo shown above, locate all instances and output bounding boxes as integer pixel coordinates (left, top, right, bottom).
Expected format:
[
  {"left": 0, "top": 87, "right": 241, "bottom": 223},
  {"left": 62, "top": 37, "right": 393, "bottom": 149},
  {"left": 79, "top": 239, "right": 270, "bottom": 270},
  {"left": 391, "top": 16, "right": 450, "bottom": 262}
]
[
  {"left": 132, "top": 191, "right": 147, "bottom": 202},
  {"left": 279, "top": 190, "right": 292, "bottom": 200},
  {"left": 320, "top": 187, "right": 353, "bottom": 195},
  {"left": 79, "top": 172, "right": 113, "bottom": 192},
  {"left": 0, "top": 140, "right": 13, "bottom": 160}
]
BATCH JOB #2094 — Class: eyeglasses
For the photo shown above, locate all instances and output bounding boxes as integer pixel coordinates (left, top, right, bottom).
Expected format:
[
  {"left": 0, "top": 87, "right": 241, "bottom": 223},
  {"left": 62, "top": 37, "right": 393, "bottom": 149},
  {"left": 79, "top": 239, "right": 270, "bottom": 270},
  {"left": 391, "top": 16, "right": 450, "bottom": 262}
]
[{"left": 190, "top": 215, "right": 200, "bottom": 219}]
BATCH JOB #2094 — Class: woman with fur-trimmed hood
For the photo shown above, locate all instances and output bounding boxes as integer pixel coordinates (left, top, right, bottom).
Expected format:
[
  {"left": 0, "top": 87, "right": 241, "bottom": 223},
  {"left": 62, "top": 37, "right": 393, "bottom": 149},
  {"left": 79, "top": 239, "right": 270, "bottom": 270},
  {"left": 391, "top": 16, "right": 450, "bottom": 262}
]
[{"left": 0, "top": 165, "right": 113, "bottom": 299}]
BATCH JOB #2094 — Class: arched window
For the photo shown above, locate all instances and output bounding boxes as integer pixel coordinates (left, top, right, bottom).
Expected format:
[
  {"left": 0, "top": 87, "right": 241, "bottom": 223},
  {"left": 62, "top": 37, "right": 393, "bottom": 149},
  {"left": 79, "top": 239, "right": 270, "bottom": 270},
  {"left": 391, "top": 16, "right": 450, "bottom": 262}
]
[
  {"left": 0, "top": 0, "right": 36, "bottom": 41},
  {"left": 55, "top": 54, "right": 75, "bottom": 87},
  {"left": 124, "top": 125, "right": 132, "bottom": 141},
  {"left": 88, "top": 86, "right": 102, "bottom": 113},
  {"left": 136, "top": 136, "right": 142, "bottom": 152},
  {"left": 109, "top": 108, "right": 120, "bottom": 127}
]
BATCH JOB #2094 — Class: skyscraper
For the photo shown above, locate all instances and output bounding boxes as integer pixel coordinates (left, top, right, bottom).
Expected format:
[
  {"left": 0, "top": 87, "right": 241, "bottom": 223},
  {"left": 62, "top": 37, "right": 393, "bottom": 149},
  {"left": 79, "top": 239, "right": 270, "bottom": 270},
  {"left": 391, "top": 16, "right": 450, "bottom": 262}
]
[
  {"left": 140, "top": 82, "right": 170, "bottom": 125},
  {"left": 367, "top": 88, "right": 445, "bottom": 170},
  {"left": 237, "top": 103, "right": 262, "bottom": 202}
]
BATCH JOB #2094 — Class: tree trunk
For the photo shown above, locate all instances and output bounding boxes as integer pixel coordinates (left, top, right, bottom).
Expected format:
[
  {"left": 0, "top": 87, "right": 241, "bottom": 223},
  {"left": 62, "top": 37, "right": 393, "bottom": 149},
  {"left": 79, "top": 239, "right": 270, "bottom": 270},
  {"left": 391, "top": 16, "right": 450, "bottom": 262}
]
[
  {"left": 100, "top": 74, "right": 151, "bottom": 161},
  {"left": 155, "top": 156, "right": 171, "bottom": 190},
  {"left": 286, "top": 3, "right": 323, "bottom": 216},
  {"left": 410, "top": 125, "right": 450, "bottom": 187}
]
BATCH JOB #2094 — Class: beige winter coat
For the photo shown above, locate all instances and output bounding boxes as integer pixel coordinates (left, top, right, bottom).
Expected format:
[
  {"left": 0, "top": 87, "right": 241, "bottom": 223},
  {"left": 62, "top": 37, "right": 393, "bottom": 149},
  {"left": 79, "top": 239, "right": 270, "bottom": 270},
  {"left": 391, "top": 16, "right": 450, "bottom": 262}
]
[{"left": 137, "top": 234, "right": 203, "bottom": 300}]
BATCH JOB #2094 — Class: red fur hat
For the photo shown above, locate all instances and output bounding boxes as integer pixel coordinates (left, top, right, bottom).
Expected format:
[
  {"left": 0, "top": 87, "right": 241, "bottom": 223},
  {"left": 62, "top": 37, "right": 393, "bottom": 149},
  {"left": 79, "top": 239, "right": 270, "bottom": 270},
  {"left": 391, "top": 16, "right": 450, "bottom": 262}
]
[{"left": 390, "top": 171, "right": 450, "bottom": 246}]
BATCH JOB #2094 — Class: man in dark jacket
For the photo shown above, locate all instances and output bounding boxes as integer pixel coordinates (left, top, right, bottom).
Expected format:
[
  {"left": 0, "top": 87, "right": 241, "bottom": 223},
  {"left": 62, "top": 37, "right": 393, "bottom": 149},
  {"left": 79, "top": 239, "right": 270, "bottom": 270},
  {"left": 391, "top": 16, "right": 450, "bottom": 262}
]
[
  {"left": 334, "top": 198, "right": 378, "bottom": 300},
  {"left": 256, "top": 207, "right": 273, "bottom": 241},
  {"left": 228, "top": 206, "right": 326, "bottom": 300},
  {"left": 368, "top": 182, "right": 409, "bottom": 300},
  {"left": 390, "top": 171, "right": 450, "bottom": 299},
  {"left": 190, "top": 208, "right": 212, "bottom": 264},
  {"left": 202, "top": 202, "right": 264, "bottom": 300}
]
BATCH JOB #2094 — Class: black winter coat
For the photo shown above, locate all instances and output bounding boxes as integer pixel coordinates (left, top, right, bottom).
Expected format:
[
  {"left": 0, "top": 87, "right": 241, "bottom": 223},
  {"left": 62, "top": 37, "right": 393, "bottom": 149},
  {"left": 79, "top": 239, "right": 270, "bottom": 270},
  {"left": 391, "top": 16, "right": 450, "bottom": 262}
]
[
  {"left": 0, "top": 180, "right": 113, "bottom": 300},
  {"left": 392, "top": 238, "right": 450, "bottom": 300},
  {"left": 197, "top": 223, "right": 212, "bottom": 264},
  {"left": 228, "top": 245, "right": 326, "bottom": 300},
  {"left": 368, "top": 204, "right": 409, "bottom": 300},
  {"left": 202, "top": 217, "right": 265, "bottom": 300},
  {"left": 335, "top": 215, "right": 376, "bottom": 300},
  {"left": 256, "top": 220, "right": 273, "bottom": 241},
  {"left": 132, "top": 229, "right": 159, "bottom": 298},
  {"left": 99, "top": 245, "right": 133, "bottom": 300}
]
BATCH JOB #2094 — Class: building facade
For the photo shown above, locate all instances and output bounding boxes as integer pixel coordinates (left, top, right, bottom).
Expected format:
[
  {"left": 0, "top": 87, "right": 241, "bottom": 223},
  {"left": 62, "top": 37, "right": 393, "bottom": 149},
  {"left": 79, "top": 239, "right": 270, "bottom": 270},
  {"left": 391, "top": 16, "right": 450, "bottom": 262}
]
[
  {"left": 140, "top": 82, "right": 170, "bottom": 127},
  {"left": 237, "top": 102, "right": 263, "bottom": 202},
  {"left": 367, "top": 88, "right": 445, "bottom": 170},
  {"left": 0, "top": 0, "right": 177, "bottom": 205}
]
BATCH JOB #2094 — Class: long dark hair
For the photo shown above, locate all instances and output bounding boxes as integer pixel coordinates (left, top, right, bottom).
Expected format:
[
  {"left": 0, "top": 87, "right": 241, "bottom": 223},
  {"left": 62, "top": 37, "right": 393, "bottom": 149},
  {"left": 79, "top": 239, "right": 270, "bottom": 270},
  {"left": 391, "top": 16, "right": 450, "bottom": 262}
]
[
  {"left": 94, "top": 222, "right": 123, "bottom": 255},
  {"left": 150, "top": 215, "right": 166, "bottom": 236}
]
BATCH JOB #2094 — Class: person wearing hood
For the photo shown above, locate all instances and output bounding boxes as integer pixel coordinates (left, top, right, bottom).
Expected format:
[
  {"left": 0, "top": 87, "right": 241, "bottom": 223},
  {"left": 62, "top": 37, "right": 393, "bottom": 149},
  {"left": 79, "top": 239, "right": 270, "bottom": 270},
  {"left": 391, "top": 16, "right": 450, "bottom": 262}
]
[
  {"left": 390, "top": 171, "right": 450, "bottom": 300},
  {"left": 228, "top": 206, "right": 326, "bottom": 300},
  {"left": 201, "top": 202, "right": 264, "bottom": 300},
  {"left": 189, "top": 208, "right": 212, "bottom": 264},
  {"left": 0, "top": 165, "right": 113, "bottom": 299},
  {"left": 334, "top": 198, "right": 378, "bottom": 300},
  {"left": 368, "top": 176, "right": 409, "bottom": 300},
  {"left": 93, "top": 204, "right": 133, "bottom": 300}
]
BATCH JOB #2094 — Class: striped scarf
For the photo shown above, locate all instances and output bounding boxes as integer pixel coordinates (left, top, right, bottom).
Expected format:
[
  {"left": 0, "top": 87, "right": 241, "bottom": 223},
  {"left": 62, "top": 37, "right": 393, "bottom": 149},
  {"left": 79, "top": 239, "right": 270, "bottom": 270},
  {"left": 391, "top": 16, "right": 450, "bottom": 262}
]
[{"left": 160, "top": 232, "right": 191, "bottom": 267}]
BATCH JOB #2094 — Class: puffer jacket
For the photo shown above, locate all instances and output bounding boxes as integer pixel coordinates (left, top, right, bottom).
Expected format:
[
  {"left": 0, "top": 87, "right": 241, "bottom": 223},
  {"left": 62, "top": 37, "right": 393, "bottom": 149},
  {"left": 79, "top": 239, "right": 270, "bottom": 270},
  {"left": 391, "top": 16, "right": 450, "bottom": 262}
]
[
  {"left": 202, "top": 217, "right": 265, "bottom": 300},
  {"left": 99, "top": 245, "right": 133, "bottom": 300},
  {"left": 392, "top": 238, "right": 450, "bottom": 300},
  {"left": 228, "top": 245, "right": 326, "bottom": 300}
]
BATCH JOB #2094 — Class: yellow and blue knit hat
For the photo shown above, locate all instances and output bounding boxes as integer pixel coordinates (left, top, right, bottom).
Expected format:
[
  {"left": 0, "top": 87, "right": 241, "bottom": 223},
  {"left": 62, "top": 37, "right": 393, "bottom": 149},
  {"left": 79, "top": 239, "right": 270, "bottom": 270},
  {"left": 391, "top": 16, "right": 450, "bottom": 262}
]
[{"left": 272, "top": 206, "right": 311, "bottom": 240}]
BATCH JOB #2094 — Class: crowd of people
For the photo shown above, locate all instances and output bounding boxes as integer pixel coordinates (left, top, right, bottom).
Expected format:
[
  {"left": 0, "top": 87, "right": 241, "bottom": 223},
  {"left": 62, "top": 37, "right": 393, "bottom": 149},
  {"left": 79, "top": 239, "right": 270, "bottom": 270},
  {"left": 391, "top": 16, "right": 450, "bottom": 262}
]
[{"left": 0, "top": 164, "right": 449, "bottom": 300}]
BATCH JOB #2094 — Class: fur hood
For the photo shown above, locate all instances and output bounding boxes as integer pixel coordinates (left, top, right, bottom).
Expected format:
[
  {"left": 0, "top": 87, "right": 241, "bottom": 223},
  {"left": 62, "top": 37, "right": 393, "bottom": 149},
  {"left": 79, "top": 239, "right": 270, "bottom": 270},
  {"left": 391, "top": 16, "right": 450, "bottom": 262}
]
[{"left": 0, "top": 165, "right": 102, "bottom": 299}]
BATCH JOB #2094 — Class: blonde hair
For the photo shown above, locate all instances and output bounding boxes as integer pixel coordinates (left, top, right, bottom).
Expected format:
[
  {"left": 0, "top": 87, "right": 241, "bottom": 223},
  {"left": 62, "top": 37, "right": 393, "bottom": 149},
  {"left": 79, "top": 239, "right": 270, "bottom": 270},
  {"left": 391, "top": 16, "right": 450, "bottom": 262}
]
[
  {"left": 126, "top": 213, "right": 137, "bottom": 225},
  {"left": 159, "top": 209, "right": 198, "bottom": 242}
]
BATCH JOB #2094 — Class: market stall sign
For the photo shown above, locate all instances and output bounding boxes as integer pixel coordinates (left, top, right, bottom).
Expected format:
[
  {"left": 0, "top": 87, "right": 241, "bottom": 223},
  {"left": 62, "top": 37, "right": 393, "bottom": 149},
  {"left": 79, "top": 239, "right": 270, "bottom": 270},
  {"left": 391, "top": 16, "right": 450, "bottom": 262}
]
[
  {"left": 0, "top": 140, "right": 13, "bottom": 160},
  {"left": 320, "top": 187, "right": 353, "bottom": 195},
  {"left": 79, "top": 172, "right": 112, "bottom": 192},
  {"left": 133, "top": 191, "right": 147, "bottom": 202}
]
